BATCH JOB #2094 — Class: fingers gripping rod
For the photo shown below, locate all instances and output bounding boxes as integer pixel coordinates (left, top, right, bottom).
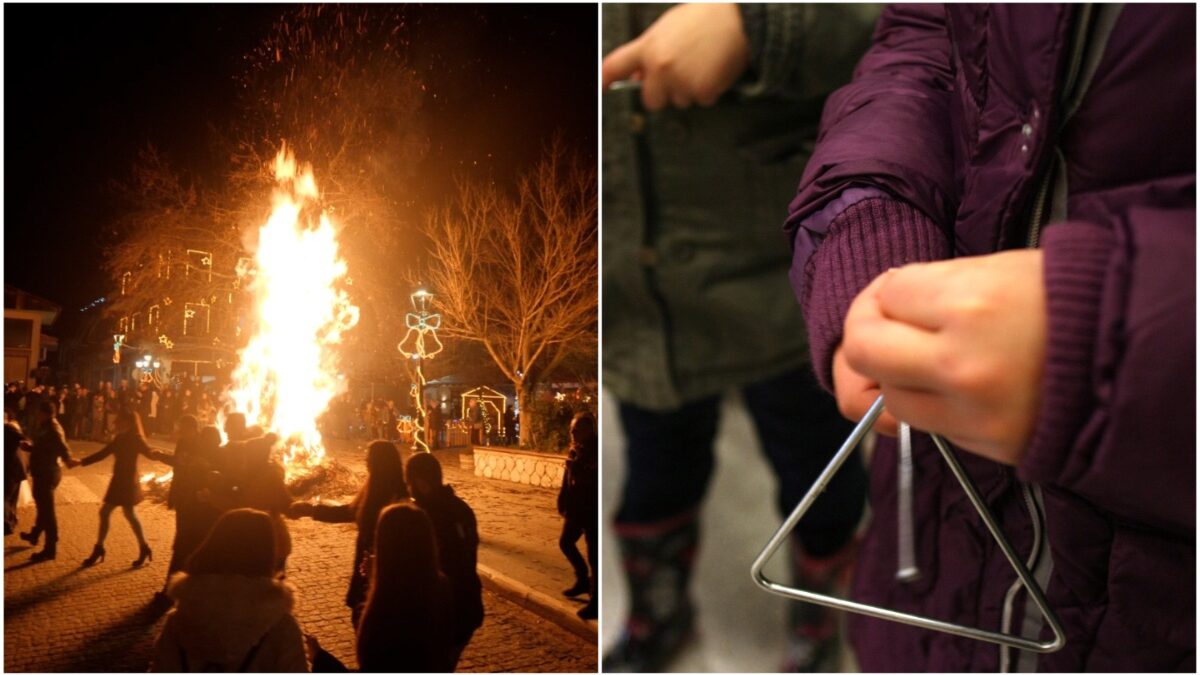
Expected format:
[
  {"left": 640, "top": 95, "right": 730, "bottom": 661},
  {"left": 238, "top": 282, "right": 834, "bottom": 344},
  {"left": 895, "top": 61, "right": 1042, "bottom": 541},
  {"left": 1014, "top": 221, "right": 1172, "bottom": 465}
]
[{"left": 750, "top": 395, "right": 1066, "bottom": 654}]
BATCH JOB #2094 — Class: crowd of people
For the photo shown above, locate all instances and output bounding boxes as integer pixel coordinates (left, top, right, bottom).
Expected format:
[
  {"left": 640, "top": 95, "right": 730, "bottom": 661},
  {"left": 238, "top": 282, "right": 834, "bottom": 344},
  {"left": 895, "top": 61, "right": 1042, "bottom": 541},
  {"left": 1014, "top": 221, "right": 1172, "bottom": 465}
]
[
  {"left": 3, "top": 377, "right": 524, "bottom": 452},
  {"left": 3, "top": 375, "right": 599, "bottom": 671},
  {"left": 4, "top": 377, "right": 220, "bottom": 444}
]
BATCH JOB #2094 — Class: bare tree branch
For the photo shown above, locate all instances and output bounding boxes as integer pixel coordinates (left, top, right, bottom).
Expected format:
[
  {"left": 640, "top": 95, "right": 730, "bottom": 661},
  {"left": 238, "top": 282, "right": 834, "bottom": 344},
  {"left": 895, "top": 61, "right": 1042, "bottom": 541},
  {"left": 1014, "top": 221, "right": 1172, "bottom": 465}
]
[{"left": 422, "top": 139, "right": 596, "bottom": 446}]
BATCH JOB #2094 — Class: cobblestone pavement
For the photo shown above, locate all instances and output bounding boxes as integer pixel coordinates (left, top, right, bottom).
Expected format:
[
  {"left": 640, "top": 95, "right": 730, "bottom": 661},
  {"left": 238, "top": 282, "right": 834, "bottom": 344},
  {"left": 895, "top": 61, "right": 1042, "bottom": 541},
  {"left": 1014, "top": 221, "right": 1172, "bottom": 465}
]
[{"left": 4, "top": 439, "right": 597, "bottom": 672}]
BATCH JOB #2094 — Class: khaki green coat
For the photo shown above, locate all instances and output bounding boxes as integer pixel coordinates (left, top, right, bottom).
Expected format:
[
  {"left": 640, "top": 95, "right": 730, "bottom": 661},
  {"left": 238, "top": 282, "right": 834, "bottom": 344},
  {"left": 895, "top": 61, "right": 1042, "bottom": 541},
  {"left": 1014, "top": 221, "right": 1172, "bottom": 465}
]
[{"left": 602, "top": 3, "right": 880, "bottom": 410}]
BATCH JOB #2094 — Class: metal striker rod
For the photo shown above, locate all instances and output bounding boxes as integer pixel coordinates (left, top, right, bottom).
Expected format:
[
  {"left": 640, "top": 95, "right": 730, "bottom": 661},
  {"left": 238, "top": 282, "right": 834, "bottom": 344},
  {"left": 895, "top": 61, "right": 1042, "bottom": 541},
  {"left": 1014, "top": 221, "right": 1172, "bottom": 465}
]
[
  {"left": 606, "top": 79, "right": 643, "bottom": 92},
  {"left": 750, "top": 395, "right": 1067, "bottom": 654}
]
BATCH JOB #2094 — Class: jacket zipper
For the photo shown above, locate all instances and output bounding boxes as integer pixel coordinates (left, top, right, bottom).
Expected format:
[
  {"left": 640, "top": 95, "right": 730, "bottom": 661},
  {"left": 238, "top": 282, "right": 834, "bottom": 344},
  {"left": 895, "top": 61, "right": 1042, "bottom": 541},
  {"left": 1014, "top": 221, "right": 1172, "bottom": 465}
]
[
  {"left": 1002, "top": 7, "right": 1098, "bottom": 667},
  {"left": 999, "top": 483, "right": 1046, "bottom": 672},
  {"left": 1026, "top": 4, "right": 1093, "bottom": 250},
  {"left": 1025, "top": 170, "right": 1052, "bottom": 248}
]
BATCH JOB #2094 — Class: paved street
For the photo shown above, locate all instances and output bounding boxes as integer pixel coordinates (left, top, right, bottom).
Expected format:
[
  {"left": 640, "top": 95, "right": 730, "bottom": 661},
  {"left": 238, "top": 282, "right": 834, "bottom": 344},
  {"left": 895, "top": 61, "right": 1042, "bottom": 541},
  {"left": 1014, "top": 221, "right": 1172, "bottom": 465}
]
[{"left": 4, "top": 438, "right": 596, "bottom": 673}]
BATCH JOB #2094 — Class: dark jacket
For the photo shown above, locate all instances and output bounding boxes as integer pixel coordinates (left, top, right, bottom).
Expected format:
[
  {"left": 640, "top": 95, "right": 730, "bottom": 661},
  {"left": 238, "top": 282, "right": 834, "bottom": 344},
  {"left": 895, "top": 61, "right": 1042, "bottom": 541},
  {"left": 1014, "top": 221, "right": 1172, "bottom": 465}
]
[
  {"left": 311, "top": 488, "right": 408, "bottom": 611},
  {"left": 235, "top": 457, "right": 293, "bottom": 569},
  {"left": 415, "top": 485, "right": 484, "bottom": 644},
  {"left": 786, "top": 5, "right": 1195, "bottom": 671},
  {"left": 5, "top": 422, "right": 28, "bottom": 484},
  {"left": 164, "top": 435, "right": 215, "bottom": 512},
  {"left": 81, "top": 431, "right": 168, "bottom": 507},
  {"left": 558, "top": 446, "right": 597, "bottom": 523},
  {"left": 25, "top": 418, "right": 71, "bottom": 482}
]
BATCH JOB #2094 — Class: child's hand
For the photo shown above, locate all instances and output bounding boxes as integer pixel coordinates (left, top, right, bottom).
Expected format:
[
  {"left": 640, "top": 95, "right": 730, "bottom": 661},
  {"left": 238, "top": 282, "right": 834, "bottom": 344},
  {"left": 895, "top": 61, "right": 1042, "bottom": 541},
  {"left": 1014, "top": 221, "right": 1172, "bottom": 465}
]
[
  {"left": 839, "top": 250, "right": 1047, "bottom": 465},
  {"left": 831, "top": 344, "right": 899, "bottom": 437},
  {"left": 602, "top": 3, "right": 749, "bottom": 110}
]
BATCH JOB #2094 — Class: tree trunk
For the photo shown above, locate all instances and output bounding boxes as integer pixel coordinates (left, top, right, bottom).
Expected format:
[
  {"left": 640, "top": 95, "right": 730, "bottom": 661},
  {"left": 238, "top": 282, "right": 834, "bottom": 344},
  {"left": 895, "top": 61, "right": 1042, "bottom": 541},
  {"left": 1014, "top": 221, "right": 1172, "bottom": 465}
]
[{"left": 517, "top": 383, "right": 531, "bottom": 448}]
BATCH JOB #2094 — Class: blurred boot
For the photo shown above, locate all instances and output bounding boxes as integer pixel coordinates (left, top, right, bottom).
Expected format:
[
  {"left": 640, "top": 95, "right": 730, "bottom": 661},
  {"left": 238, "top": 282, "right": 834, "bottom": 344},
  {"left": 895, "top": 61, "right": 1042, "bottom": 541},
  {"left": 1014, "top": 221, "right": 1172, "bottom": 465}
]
[
  {"left": 782, "top": 537, "right": 859, "bottom": 672},
  {"left": 30, "top": 537, "right": 56, "bottom": 562},
  {"left": 602, "top": 514, "right": 698, "bottom": 672},
  {"left": 577, "top": 567, "right": 598, "bottom": 620}
]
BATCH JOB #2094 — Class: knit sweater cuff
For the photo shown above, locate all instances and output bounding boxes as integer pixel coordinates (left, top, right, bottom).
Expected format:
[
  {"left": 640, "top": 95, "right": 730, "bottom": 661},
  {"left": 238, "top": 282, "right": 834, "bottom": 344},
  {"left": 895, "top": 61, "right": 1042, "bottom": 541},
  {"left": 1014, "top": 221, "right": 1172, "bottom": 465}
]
[
  {"left": 1019, "top": 222, "right": 1116, "bottom": 485},
  {"left": 798, "top": 198, "right": 949, "bottom": 392}
]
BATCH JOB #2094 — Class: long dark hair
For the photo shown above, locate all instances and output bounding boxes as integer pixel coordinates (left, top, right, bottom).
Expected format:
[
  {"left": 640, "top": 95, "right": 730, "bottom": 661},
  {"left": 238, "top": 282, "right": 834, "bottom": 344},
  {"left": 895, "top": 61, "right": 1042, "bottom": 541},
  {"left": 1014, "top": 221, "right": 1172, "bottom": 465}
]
[
  {"left": 354, "top": 440, "right": 409, "bottom": 535},
  {"left": 357, "top": 504, "right": 445, "bottom": 669},
  {"left": 570, "top": 411, "right": 597, "bottom": 463},
  {"left": 196, "top": 425, "right": 223, "bottom": 463},
  {"left": 186, "top": 508, "right": 277, "bottom": 577},
  {"left": 116, "top": 410, "right": 146, "bottom": 438},
  {"left": 368, "top": 503, "right": 441, "bottom": 599}
]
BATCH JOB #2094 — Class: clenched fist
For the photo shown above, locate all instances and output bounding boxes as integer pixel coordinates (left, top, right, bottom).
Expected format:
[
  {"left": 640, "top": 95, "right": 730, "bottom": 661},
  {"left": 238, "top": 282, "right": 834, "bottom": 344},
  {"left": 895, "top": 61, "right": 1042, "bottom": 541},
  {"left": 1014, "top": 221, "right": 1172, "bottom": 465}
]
[{"left": 836, "top": 250, "right": 1047, "bottom": 465}]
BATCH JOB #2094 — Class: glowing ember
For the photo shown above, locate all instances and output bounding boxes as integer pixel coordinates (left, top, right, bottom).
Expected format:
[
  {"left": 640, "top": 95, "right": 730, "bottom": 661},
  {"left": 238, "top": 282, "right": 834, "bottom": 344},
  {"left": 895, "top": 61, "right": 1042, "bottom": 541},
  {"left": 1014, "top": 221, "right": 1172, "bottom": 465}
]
[
  {"left": 226, "top": 144, "right": 360, "bottom": 479},
  {"left": 139, "top": 470, "right": 173, "bottom": 486}
]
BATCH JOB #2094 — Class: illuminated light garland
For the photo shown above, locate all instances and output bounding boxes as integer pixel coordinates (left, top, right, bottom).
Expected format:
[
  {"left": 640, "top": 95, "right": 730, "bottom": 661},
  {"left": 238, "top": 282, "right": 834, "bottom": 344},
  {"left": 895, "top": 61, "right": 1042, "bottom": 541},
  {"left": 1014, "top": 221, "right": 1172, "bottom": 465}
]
[
  {"left": 460, "top": 385, "right": 508, "bottom": 444},
  {"left": 186, "top": 249, "right": 213, "bottom": 282},
  {"left": 113, "top": 334, "right": 125, "bottom": 364},
  {"left": 396, "top": 415, "right": 416, "bottom": 439},
  {"left": 397, "top": 289, "right": 440, "bottom": 453}
]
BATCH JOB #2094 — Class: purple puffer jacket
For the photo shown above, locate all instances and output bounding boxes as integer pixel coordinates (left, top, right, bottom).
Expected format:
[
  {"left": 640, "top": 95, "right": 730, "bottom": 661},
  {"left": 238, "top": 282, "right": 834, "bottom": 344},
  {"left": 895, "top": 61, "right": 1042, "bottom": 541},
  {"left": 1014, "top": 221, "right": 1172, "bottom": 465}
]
[{"left": 785, "top": 4, "right": 1194, "bottom": 672}]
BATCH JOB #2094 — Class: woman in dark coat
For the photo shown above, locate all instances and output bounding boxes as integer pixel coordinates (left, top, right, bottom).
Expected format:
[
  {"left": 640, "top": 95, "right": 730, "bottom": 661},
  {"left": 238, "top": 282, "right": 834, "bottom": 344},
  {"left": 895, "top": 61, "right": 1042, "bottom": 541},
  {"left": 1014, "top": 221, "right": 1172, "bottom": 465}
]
[
  {"left": 217, "top": 427, "right": 291, "bottom": 574},
  {"left": 80, "top": 410, "right": 170, "bottom": 567},
  {"left": 159, "top": 419, "right": 223, "bottom": 598},
  {"left": 288, "top": 439, "right": 409, "bottom": 625},
  {"left": 557, "top": 411, "right": 598, "bottom": 620}
]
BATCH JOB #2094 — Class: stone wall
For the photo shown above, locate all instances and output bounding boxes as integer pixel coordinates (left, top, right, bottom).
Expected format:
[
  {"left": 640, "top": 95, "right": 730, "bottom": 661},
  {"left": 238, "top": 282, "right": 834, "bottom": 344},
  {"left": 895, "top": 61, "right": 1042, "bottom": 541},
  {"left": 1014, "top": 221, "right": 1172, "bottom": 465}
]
[{"left": 473, "top": 446, "right": 566, "bottom": 488}]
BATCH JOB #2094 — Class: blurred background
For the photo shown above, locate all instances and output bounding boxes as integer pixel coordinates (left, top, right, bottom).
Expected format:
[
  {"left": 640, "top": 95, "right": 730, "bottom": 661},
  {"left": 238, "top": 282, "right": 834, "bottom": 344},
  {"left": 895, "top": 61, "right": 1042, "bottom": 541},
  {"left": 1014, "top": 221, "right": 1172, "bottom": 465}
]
[{"left": 601, "top": 389, "right": 862, "bottom": 672}]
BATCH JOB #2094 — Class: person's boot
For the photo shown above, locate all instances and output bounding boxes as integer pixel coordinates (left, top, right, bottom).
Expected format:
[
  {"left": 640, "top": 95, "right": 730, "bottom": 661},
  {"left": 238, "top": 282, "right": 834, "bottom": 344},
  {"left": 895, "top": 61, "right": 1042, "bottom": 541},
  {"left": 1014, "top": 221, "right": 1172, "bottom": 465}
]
[
  {"left": 577, "top": 572, "right": 598, "bottom": 620},
  {"left": 602, "top": 514, "right": 699, "bottom": 672},
  {"left": 30, "top": 539, "right": 56, "bottom": 562},
  {"left": 781, "top": 537, "right": 859, "bottom": 672},
  {"left": 563, "top": 577, "right": 589, "bottom": 598},
  {"left": 19, "top": 528, "right": 40, "bottom": 546}
]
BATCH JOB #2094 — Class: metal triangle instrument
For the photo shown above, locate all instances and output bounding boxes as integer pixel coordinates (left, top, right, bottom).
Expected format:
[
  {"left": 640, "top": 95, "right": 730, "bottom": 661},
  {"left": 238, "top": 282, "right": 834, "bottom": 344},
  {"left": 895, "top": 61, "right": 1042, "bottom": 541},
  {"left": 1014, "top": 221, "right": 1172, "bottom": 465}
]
[{"left": 750, "top": 395, "right": 1067, "bottom": 654}]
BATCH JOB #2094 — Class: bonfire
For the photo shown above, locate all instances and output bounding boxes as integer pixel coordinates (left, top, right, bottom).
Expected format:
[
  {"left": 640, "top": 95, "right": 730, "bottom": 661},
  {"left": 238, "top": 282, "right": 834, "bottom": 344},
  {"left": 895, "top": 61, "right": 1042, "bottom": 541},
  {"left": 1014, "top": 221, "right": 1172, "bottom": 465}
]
[{"left": 143, "top": 145, "right": 360, "bottom": 499}]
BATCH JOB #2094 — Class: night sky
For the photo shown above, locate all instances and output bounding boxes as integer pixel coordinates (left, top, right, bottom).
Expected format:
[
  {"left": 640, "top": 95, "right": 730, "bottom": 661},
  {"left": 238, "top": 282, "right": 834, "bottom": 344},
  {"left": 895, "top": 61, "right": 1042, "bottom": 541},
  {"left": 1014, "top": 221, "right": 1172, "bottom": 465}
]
[{"left": 3, "top": 3, "right": 597, "bottom": 337}]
